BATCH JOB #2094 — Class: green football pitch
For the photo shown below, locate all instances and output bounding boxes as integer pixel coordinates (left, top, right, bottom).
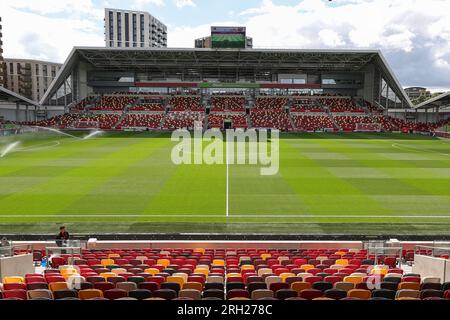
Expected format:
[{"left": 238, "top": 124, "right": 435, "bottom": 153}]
[{"left": 0, "top": 131, "right": 449, "bottom": 235}]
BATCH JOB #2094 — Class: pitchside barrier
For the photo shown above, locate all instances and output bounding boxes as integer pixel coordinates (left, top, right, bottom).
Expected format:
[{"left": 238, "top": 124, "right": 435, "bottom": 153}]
[
  {"left": 413, "top": 245, "right": 450, "bottom": 282},
  {"left": 435, "top": 131, "right": 450, "bottom": 139}
]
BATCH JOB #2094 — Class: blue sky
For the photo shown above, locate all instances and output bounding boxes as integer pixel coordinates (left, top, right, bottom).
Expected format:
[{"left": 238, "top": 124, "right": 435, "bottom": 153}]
[{"left": 1, "top": 0, "right": 450, "bottom": 91}]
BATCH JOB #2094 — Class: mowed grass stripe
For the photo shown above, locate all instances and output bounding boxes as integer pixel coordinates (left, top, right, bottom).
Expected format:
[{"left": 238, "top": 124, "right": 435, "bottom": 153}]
[
  {"left": 282, "top": 139, "right": 392, "bottom": 217},
  {"left": 59, "top": 137, "right": 173, "bottom": 216},
  {"left": 0, "top": 137, "right": 167, "bottom": 215},
  {"left": 229, "top": 142, "right": 309, "bottom": 215},
  {"left": 0, "top": 138, "right": 121, "bottom": 201},
  {"left": 340, "top": 138, "right": 450, "bottom": 196},
  {"left": 143, "top": 140, "right": 226, "bottom": 215},
  {"left": 335, "top": 138, "right": 450, "bottom": 217}
]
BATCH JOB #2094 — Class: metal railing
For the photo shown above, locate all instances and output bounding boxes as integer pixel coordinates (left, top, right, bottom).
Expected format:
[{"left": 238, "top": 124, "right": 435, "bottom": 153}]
[
  {"left": 366, "top": 246, "right": 403, "bottom": 267},
  {"left": 414, "top": 245, "right": 450, "bottom": 259},
  {"left": 0, "top": 244, "right": 33, "bottom": 258}
]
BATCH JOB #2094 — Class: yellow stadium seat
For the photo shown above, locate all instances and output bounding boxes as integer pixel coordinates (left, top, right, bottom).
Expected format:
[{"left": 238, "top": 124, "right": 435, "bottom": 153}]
[
  {"left": 193, "top": 269, "right": 209, "bottom": 276},
  {"left": 212, "top": 259, "right": 225, "bottom": 267},
  {"left": 99, "top": 272, "right": 116, "bottom": 280},
  {"left": 226, "top": 273, "right": 242, "bottom": 278},
  {"left": 398, "top": 282, "right": 420, "bottom": 291},
  {"left": 291, "top": 282, "right": 312, "bottom": 293},
  {"left": 240, "top": 265, "right": 255, "bottom": 271},
  {"left": 166, "top": 276, "right": 185, "bottom": 286},
  {"left": 183, "top": 282, "right": 203, "bottom": 291},
  {"left": 370, "top": 268, "right": 388, "bottom": 275},
  {"left": 260, "top": 253, "right": 271, "bottom": 261},
  {"left": 101, "top": 259, "right": 115, "bottom": 267},
  {"left": 193, "top": 248, "right": 205, "bottom": 254},
  {"left": 108, "top": 253, "right": 120, "bottom": 259},
  {"left": 334, "top": 251, "right": 346, "bottom": 256},
  {"left": 2, "top": 276, "right": 24, "bottom": 284},
  {"left": 157, "top": 259, "right": 170, "bottom": 267},
  {"left": 144, "top": 268, "right": 160, "bottom": 276},
  {"left": 343, "top": 276, "right": 363, "bottom": 285},
  {"left": 336, "top": 259, "right": 349, "bottom": 266},
  {"left": 79, "top": 289, "right": 103, "bottom": 300},
  {"left": 172, "top": 273, "right": 188, "bottom": 283},
  {"left": 280, "top": 273, "right": 296, "bottom": 283},
  {"left": 49, "top": 281, "right": 68, "bottom": 292},
  {"left": 347, "top": 289, "right": 371, "bottom": 300},
  {"left": 60, "top": 268, "right": 78, "bottom": 275},
  {"left": 300, "top": 264, "right": 314, "bottom": 271}
]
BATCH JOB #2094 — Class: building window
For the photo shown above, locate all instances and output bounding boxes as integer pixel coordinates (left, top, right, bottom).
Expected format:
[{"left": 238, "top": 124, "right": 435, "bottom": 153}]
[
  {"left": 117, "top": 12, "right": 122, "bottom": 45},
  {"left": 140, "top": 14, "right": 145, "bottom": 45},
  {"left": 132, "top": 14, "right": 137, "bottom": 46},
  {"left": 109, "top": 11, "right": 114, "bottom": 42},
  {"left": 125, "top": 13, "right": 129, "bottom": 47}
]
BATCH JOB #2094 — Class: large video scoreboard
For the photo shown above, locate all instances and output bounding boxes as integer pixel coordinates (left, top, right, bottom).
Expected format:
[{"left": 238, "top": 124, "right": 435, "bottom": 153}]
[{"left": 211, "top": 26, "right": 246, "bottom": 49}]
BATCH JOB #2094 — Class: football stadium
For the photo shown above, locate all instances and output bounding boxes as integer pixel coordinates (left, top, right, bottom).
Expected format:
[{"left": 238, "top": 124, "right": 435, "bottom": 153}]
[{"left": 0, "top": 3, "right": 450, "bottom": 309}]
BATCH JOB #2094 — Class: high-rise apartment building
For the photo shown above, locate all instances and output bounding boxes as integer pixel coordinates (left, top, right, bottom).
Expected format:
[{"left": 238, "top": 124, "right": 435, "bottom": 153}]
[
  {"left": 105, "top": 8, "right": 167, "bottom": 48},
  {"left": 5, "top": 59, "right": 62, "bottom": 102},
  {"left": 0, "top": 17, "right": 5, "bottom": 87}
]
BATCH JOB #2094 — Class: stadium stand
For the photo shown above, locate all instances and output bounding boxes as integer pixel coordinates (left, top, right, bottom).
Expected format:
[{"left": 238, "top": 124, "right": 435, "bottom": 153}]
[
  {"left": 162, "top": 111, "right": 205, "bottom": 130},
  {"left": 90, "top": 96, "right": 137, "bottom": 111},
  {"left": 129, "top": 103, "right": 165, "bottom": 112},
  {"left": 208, "top": 114, "right": 248, "bottom": 129},
  {"left": 320, "top": 98, "right": 365, "bottom": 113},
  {"left": 292, "top": 115, "right": 337, "bottom": 131},
  {"left": 2, "top": 247, "right": 449, "bottom": 300},
  {"left": 18, "top": 93, "right": 449, "bottom": 133},
  {"left": 210, "top": 96, "right": 246, "bottom": 113},
  {"left": 169, "top": 96, "right": 204, "bottom": 111},
  {"left": 117, "top": 114, "right": 164, "bottom": 129}
]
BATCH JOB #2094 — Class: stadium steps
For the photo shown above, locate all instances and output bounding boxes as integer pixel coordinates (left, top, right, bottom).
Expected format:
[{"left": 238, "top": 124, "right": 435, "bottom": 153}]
[
  {"left": 288, "top": 112, "right": 297, "bottom": 131},
  {"left": 159, "top": 114, "right": 167, "bottom": 130},
  {"left": 246, "top": 113, "right": 252, "bottom": 129},
  {"left": 113, "top": 112, "right": 128, "bottom": 130},
  {"left": 84, "top": 96, "right": 101, "bottom": 113},
  {"left": 203, "top": 114, "right": 209, "bottom": 130}
]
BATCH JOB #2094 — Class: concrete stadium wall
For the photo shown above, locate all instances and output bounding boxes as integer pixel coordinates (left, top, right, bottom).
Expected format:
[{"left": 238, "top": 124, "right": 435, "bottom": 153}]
[
  {"left": 0, "top": 254, "right": 34, "bottom": 279},
  {"left": 413, "top": 255, "right": 450, "bottom": 282}
]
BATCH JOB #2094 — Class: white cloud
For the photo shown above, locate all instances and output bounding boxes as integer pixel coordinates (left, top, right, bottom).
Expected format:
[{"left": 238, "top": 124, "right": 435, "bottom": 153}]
[
  {"left": 0, "top": 1, "right": 103, "bottom": 62},
  {"left": 132, "top": 0, "right": 165, "bottom": 10},
  {"left": 171, "top": 0, "right": 450, "bottom": 87},
  {"left": 318, "top": 29, "right": 345, "bottom": 47},
  {"left": 1, "top": 0, "right": 450, "bottom": 89},
  {"left": 9, "top": 0, "right": 104, "bottom": 19},
  {"left": 174, "top": 0, "right": 196, "bottom": 9}
]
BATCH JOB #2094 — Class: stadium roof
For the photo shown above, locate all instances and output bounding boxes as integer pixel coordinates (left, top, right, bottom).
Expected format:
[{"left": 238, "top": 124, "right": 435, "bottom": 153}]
[
  {"left": 415, "top": 91, "right": 450, "bottom": 110},
  {"left": 41, "top": 47, "right": 413, "bottom": 108},
  {"left": 0, "top": 86, "right": 40, "bottom": 107}
]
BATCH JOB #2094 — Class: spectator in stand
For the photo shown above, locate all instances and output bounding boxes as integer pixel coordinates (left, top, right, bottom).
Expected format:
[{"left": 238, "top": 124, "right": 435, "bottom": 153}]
[{"left": 55, "top": 226, "right": 70, "bottom": 250}]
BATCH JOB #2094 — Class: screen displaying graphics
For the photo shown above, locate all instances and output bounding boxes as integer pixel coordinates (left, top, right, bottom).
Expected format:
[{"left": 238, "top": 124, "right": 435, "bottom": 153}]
[{"left": 211, "top": 26, "right": 246, "bottom": 48}]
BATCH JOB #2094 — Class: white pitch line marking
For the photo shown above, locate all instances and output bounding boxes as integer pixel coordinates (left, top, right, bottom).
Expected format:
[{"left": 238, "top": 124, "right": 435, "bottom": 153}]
[
  {"left": 226, "top": 137, "right": 229, "bottom": 218},
  {"left": 2, "top": 214, "right": 450, "bottom": 219},
  {"left": 392, "top": 143, "right": 450, "bottom": 156}
]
